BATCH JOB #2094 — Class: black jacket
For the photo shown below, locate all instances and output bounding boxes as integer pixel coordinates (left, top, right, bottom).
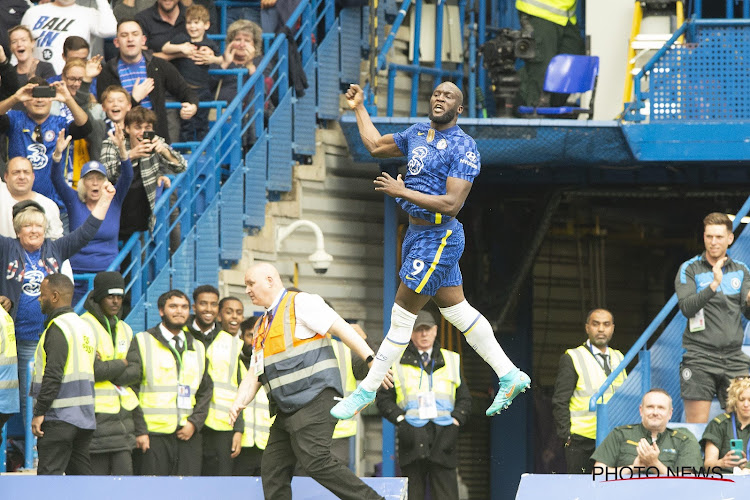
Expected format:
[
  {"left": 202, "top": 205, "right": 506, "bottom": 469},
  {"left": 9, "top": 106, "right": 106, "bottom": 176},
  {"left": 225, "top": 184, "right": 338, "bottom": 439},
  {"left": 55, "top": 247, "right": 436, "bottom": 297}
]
[
  {"left": 127, "top": 325, "right": 213, "bottom": 436},
  {"left": 183, "top": 315, "right": 221, "bottom": 348},
  {"left": 376, "top": 339, "right": 471, "bottom": 468},
  {"left": 97, "top": 52, "right": 198, "bottom": 142},
  {"left": 86, "top": 295, "right": 139, "bottom": 453}
]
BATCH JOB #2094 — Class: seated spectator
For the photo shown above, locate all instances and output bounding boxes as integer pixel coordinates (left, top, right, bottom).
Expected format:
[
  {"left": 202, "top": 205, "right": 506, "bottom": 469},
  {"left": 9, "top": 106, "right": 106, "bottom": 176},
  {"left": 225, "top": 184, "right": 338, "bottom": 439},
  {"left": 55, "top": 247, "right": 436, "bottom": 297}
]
[
  {"left": 21, "top": 0, "right": 117, "bottom": 74},
  {"left": 97, "top": 19, "right": 198, "bottom": 143},
  {"left": 51, "top": 128, "right": 133, "bottom": 304},
  {"left": 0, "top": 156, "right": 63, "bottom": 240},
  {"left": 701, "top": 376, "right": 750, "bottom": 473},
  {"left": 100, "top": 106, "right": 186, "bottom": 242},
  {"left": 47, "top": 36, "right": 99, "bottom": 99},
  {"left": 0, "top": 185, "right": 116, "bottom": 428},
  {"left": 0, "top": 78, "right": 92, "bottom": 207},
  {"left": 592, "top": 389, "right": 703, "bottom": 474},
  {"left": 162, "top": 4, "right": 221, "bottom": 142},
  {"left": 9, "top": 26, "right": 55, "bottom": 89},
  {"left": 136, "top": 0, "right": 187, "bottom": 57}
]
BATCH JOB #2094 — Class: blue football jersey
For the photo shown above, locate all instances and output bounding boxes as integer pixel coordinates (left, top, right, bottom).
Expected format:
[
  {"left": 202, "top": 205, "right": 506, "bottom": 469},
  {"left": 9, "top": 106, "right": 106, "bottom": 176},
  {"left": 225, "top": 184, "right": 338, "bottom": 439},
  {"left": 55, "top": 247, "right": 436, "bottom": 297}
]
[
  {"left": 392, "top": 122, "right": 480, "bottom": 223},
  {"left": 7, "top": 110, "right": 71, "bottom": 207}
]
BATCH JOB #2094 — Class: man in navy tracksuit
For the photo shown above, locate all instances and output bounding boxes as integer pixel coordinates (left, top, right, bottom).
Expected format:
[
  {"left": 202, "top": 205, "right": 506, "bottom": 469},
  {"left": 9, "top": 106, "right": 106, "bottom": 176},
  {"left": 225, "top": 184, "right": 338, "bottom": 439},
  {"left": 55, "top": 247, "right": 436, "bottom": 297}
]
[{"left": 675, "top": 212, "right": 750, "bottom": 423}]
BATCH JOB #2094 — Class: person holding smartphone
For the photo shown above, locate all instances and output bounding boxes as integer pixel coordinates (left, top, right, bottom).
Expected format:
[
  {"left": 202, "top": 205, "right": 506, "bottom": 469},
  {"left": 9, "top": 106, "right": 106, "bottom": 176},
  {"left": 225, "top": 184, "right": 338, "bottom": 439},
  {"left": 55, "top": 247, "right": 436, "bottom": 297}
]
[
  {"left": 99, "top": 106, "right": 186, "bottom": 243},
  {"left": 701, "top": 376, "right": 750, "bottom": 473}
]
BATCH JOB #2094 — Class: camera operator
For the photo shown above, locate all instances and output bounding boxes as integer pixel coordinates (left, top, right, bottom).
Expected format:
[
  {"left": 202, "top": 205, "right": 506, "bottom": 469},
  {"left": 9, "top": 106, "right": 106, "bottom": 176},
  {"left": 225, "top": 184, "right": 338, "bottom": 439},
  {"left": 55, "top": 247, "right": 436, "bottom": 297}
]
[{"left": 515, "top": 0, "right": 584, "bottom": 108}]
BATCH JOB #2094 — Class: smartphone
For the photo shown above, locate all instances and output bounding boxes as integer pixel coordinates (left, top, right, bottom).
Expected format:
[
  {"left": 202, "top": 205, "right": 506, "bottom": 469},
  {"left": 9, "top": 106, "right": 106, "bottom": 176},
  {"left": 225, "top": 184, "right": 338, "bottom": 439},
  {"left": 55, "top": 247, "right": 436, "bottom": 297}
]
[
  {"left": 31, "top": 85, "right": 56, "bottom": 98},
  {"left": 730, "top": 438, "right": 744, "bottom": 458},
  {"left": 142, "top": 130, "right": 156, "bottom": 141}
]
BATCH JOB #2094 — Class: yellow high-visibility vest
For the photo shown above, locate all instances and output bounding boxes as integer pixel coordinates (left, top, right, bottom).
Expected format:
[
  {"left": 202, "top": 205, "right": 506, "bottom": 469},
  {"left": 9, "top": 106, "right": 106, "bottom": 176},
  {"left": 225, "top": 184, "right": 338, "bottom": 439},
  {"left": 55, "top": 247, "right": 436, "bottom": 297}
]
[
  {"left": 0, "top": 305, "right": 18, "bottom": 414},
  {"left": 394, "top": 349, "right": 460, "bottom": 427},
  {"left": 136, "top": 331, "right": 206, "bottom": 434},
  {"left": 331, "top": 338, "right": 358, "bottom": 439},
  {"left": 567, "top": 344, "right": 626, "bottom": 439},
  {"left": 30, "top": 312, "right": 96, "bottom": 429},
  {"left": 516, "top": 0, "right": 577, "bottom": 26},
  {"left": 204, "top": 330, "right": 242, "bottom": 431},
  {"left": 81, "top": 312, "right": 138, "bottom": 413}
]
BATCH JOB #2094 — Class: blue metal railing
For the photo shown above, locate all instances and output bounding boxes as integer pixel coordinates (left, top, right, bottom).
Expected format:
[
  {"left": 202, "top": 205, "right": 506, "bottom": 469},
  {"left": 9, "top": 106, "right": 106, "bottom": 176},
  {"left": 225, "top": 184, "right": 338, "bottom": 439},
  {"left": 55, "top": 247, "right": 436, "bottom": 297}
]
[{"left": 590, "top": 195, "right": 750, "bottom": 445}]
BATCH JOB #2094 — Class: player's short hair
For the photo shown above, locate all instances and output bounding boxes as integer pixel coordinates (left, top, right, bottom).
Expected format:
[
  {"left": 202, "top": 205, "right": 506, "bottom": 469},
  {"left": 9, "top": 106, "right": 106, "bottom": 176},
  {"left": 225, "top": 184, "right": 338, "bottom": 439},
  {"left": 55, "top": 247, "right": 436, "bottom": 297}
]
[
  {"left": 186, "top": 4, "right": 210, "bottom": 23},
  {"left": 703, "top": 212, "right": 733, "bottom": 232},
  {"left": 193, "top": 284, "right": 219, "bottom": 301},
  {"left": 226, "top": 19, "right": 263, "bottom": 57},
  {"left": 124, "top": 106, "right": 157, "bottom": 127},
  {"left": 8, "top": 25, "right": 33, "bottom": 42},
  {"left": 157, "top": 289, "right": 190, "bottom": 310},
  {"left": 63, "top": 36, "right": 90, "bottom": 55},
  {"left": 62, "top": 58, "right": 86, "bottom": 76},
  {"left": 101, "top": 85, "right": 131, "bottom": 103}
]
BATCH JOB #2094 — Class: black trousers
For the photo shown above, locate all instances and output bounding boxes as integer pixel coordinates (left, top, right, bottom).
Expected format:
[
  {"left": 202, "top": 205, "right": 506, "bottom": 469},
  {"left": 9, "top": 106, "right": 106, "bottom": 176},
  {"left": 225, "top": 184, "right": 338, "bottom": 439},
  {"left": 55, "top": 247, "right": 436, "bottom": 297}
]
[
  {"left": 401, "top": 461, "right": 458, "bottom": 500},
  {"left": 91, "top": 450, "right": 134, "bottom": 475},
  {"left": 36, "top": 420, "right": 93, "bottom": 475},
  {"left": 201, "top": 427, "right": 234, "bottom": 476},
  {"left": 134, "top": 430, "right": 203, "bottom": 476},
  {"left": 233, "top": 445, "right": 263, "bottom": 476},
  {"left": 261, "top": 388, "right": 383, "bottom": 500},
  {"left": 564, "top": 435, "right": 596, "bottom": 474}
]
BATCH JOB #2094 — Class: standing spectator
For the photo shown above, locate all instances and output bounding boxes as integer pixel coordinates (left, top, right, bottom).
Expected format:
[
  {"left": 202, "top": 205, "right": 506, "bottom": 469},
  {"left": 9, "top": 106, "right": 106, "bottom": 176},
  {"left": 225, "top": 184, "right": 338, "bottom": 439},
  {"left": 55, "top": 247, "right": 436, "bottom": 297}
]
[
  {"left": 9, "top": 25, "right": 56, "bottom": 88},
  {"left": 100, "top": 106, "right": 186, "bottom": 242},
  {"left": 552, "top": 308, "right": 627, "bottom": 474},
  {"left": 261, "top": 0, "right": 301, "bottom": 34},
  {"left": 0, "top": 295, "right": 18, "bottom": 441},
  {"left": 97, "top": 20, "right": 198, "bottom": 142},
  {"left": 233, "top": 315, "right": 272, "bottom": 477},
  {"left": 51, "top": 128, "right": 133, "bottom": 304},
  {"left": 676, "top": 213, "right": 750, "bottom": 423},
  {"left": 113, "top": 0, "right": 156, "bottom": 24},
  {"left": 201, "top": 294, "right": 244, "bottom": 476},
  {"left": 229, "top": 263, "right": 385, "bottom": 500},
  {"left": 80, "top": 271, "right": 140, "bottom": 475},
  {"left": 701, "top": 376, "right": 750, "bottom": 473},
  {"left": 0, "top": 156, "right": 64, "bottom": 240},
  {"left": 0, "top": 179, "right": 114, "bottom": 428},
  {"left": 162, "top": 4, "right": 221, "bottom": 142},
  {"left": 515, "top": 0, "right": 584, "bottom": 108},
  {"left": 47, "top": 36, "right": 99, "bottom": 100},
  {"left": 30, "top": 274, "right": 97, "bottom": 475},
  {"left": 215, "top": 20, "right": 264, "bottom": 104},
  {"left": 0, "top": 79, "right": 92, "bottom": 207},
  {"left": 0, "top": 45, "right": 20, "bottom": 102},
  {"left": 376, "top": 310, "right": 471, "bottom": 500},
  {"left": 127, "top": 289, "right": 214, "bottom": 476},
  {"left": 184, "top": 284, "right": 221, "bottom": 346},
  {"left": 592, "top": 389, "right": 703, "bottom": 474},
  {"left": 21, "top": 0, "right": 117, "bottom": 74},
  {"left": 136, "top": 0, "right": 187, "bottom": 57}
]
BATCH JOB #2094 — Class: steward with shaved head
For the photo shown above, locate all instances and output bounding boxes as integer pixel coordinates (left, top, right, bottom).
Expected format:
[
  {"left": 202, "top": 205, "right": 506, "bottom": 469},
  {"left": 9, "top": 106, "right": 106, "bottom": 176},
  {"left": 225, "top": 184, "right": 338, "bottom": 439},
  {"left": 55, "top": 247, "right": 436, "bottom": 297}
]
[
  {"left": 332, "top": 82, "right": 529, "bottom": 421},
  {"left": 230, "top": 262, "right": 387, "bottom": 500}
]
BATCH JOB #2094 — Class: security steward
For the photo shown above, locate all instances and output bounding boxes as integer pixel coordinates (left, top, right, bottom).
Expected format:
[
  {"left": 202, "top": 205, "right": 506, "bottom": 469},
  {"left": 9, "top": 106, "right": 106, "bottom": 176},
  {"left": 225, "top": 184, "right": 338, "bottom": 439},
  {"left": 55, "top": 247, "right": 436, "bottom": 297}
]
[
  {"left": 80, "top": 271, "right": 139, "bottom": 475},
  {"left": 233, "top": 316, "right": 272, "bottom": 476},
  {"left": 128, "top": 289, "right": 213, "bottom": 476},
  {"left": 376, "top": 309, "right": 471, "bottom": 500},
  {"left": 184, "top": 285, "right": 221, "bottom": 346},
  {"left": 229, "top": 262, "right": 387, "bottom": 500},
  {"left": 592, "top": 389, "right": 703, "bottom": 473},
  {"left": 552, "top": 308, "right": 626, "bottom": 474},
  {"left": 0, "top": 293, "right": 18, "bottom": 439},
  {"left": 30, "top": 274, "right": 96, "bottom": 475},
  {"left": 201, "top": 296, "right": 245, "bottom": 476}
]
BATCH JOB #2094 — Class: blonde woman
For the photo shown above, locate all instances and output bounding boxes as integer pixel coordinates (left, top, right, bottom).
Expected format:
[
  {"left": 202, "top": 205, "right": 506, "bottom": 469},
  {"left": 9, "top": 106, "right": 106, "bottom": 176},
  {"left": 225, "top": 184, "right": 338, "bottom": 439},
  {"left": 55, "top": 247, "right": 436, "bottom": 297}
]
[{"left": 702, "top": 376, "right": 750, "bottom": 472}]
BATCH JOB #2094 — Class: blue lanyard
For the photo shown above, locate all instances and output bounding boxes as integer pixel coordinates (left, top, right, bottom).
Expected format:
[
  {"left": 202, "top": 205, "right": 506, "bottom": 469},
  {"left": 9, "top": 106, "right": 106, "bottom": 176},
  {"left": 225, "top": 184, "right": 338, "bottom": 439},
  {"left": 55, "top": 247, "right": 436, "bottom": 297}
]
[
  {"left": 418, "top": 358, "right": 435, "bottom": 391},
  {"left": 730, "top": 413, "right": 750, "bottom": 458},
  {"left": 257, "top": 290, "right": 287, "bottom": 349}
]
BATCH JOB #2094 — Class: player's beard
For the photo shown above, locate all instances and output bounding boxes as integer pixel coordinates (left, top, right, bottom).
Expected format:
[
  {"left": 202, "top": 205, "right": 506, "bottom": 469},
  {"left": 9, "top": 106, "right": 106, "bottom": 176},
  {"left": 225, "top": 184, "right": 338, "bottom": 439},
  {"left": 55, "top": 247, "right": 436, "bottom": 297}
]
[{"left": 429, "top": 107, "right": 457, "bottom": 124}]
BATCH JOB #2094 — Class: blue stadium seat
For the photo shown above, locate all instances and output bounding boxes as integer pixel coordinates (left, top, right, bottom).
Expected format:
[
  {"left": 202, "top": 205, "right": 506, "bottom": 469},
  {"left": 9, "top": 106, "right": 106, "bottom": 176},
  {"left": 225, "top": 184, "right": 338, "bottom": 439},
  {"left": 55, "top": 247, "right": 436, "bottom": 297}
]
[{"left": 517, "top": 54, "right": 599, "bottom": 118}]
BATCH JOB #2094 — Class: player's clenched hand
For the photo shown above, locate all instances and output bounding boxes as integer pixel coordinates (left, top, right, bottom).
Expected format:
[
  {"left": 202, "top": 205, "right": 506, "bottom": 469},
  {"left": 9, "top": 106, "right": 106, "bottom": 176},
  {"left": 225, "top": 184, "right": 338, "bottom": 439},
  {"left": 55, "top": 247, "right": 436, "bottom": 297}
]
[
  {"left": 374, "top": 171, "right": 406, "bottom": 198},
  {"left": 345, "top": 84, "right": 364, "bottom": 110}
]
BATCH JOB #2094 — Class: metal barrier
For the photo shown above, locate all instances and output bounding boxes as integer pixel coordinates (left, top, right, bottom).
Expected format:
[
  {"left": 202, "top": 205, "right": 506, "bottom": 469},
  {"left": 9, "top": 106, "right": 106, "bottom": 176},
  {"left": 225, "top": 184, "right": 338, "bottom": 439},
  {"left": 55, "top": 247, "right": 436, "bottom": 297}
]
[{"left": 590, "top": 195, "right": 750, "bottom": 444}]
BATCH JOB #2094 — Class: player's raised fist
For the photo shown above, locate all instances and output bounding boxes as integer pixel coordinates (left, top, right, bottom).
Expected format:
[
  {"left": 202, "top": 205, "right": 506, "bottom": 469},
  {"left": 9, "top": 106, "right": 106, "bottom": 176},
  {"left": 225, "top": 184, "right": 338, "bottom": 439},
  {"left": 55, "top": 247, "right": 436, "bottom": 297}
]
[{"left": 345, "top": 84, "right": 364, "bottom": 109}]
